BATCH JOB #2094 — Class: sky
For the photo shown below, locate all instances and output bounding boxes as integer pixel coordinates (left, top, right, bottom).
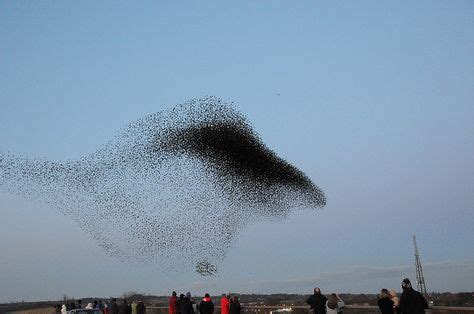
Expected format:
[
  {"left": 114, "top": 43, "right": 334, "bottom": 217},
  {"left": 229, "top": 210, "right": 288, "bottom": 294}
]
[{"left": 0, "top": 1, "right": 473, "bottom": 302}]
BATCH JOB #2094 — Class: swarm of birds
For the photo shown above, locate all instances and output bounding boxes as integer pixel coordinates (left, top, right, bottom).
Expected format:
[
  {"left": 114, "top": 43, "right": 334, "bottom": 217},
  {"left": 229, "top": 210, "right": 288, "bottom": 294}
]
[
  {"left": 0, "top": 97, "right": 326, "bottom": 274},
  {"left": 195, "top": 259, "right": 218, "bottom": 276}
]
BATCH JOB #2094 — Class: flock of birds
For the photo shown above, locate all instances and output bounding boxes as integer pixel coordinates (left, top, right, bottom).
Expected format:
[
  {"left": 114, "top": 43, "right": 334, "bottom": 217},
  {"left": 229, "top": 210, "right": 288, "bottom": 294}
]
[{"left": 0, "top": 97, "right": 325, "bottom": 275}]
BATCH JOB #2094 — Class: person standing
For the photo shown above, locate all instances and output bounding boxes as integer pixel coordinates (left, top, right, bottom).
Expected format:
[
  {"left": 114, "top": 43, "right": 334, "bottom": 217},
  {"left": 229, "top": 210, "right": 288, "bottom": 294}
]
[
  {"left": 131, "top": 300, "right": 138, "bottom": 314},
  {"left": 136, "top": 301, "right": 146, "bottom": 314},
  {"left": 109, "top": 298, "right": 119, "bottom": 314},
  {"left": 98, "top": 300, "right": 105, "bottom": 312},
  {"left": 177, "top": 294, "right": 185, "bottom": 314},
  {"left": 170, "top": 292, "right": 178, "bottom": 314},
  {"left": 399, "top": 278, "right": 428, "bottom": 314},
  {"left": 118, "top": 299, "right": 130, "bottom": 314},
  {"left": 390, "top": 289, "right": 401, "bottom": 314},
  {"left": 199, "top": 293, "right": 214, "bottom": 314},
  {"left": 306, "top": 287, "right": 327, "bottom": 314},
  {"left": 325, "top": 294, "right": 344, "bottom": 314},
  {"left": 229, "top": 296, "right": 241, "bottom": 314},
  {"left": 182, "top": 292, "right": 195, "bottom": 314},
  {"left": 378, "top": 289, "right": 394, "bottom": 314},
  {"left": 220, "top": 293, "right": 230, "bottom": 314}
]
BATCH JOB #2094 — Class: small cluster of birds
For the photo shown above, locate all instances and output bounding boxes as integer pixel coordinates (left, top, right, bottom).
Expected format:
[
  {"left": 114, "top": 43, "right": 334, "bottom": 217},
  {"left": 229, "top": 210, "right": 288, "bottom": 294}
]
[
  {"left": 195, "top": 259, "right": 218, "bottom": 276},
  {"left": 0, "top": 97, "right": 325, "bottom": 274}
]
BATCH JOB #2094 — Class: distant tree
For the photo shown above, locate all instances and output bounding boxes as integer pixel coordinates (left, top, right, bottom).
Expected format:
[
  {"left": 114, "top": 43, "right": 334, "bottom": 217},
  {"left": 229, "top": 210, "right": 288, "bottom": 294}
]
[
  {"left": 123, "top": 291, "right": 139, "bottom": 299},
  {"left": 63, "top": 294, "right": 70, "bottom": 303}
]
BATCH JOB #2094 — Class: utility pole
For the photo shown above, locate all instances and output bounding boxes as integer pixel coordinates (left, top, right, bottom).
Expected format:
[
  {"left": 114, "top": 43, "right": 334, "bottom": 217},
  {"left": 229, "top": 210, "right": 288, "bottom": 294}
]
[{"left": 413, "top": 235, "right": 428, "bottom": 298}]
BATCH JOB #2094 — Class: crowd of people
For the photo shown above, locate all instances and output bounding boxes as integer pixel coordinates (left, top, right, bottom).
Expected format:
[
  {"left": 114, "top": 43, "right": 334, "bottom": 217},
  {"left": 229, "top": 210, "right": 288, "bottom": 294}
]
[
  {"left": 168, "top": 291, "right": 241, "bottom": 314},
  {"left": 54, "top": 277, "right": 428, "bottom": 314},
  {"left": 306, "top": 288, "right": 345, "bottom": 314},
  {"left": 306, "top": 277, "right": 429, "bottom": 314},
  {"left": 53, "top": 291, "right": 240, "bottom": 314},
  {"left": 55, "top": 298, "right": 146, "bottom": 314}
]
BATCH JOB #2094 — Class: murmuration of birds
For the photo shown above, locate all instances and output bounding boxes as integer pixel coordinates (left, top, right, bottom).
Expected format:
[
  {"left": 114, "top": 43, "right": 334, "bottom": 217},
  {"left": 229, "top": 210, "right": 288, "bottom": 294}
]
[{"left": 0, "top": 97, "right": 326, "bottom": 275}]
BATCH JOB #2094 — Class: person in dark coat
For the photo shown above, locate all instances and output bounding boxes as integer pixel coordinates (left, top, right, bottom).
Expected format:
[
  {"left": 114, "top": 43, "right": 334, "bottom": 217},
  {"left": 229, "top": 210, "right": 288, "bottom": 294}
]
[
  {"left": 199, "top": 293, "right": 214, "bottom": 314},
  {"left": 399, "top": 278, "right": 428, "bottom": 314},
  {"left": 378, "top": 289, "right": 394, "bottom": 314},
  {"left": 182, "top": 292, "right": 195, "bottom": 314},
  {"left": 229, "top": 296, "right": 241, "bottom": 314},
  {"left": 109, "top": 298, "right": 119, "bottom": 314},
  {"left": 306, "top": 287, "right": 327, "bottom": 314},
  {"left": 136, "top": 301, "right": 146, "bottom": 314},
  {"left": 177, "top": 294, "right": 185, "bottom": 314},
  {"left": 118, "top": 298, "right": 131, "bottom": 314}
]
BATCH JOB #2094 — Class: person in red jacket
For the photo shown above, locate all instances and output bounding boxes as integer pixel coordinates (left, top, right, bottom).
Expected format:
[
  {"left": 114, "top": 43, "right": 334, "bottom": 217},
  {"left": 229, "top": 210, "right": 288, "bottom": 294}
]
[
  {"left": 220, "top": 293, "right": 230, "bottom": 314},
  {"left": 169, "top": 291, "right": 178, "bottom": 314}
]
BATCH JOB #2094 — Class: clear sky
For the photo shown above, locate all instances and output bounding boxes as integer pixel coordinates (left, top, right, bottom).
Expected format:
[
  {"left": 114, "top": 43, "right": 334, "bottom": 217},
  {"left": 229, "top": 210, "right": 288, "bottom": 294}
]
[{"left": 1, "top": 1, "right": 473, "bottom": 302}]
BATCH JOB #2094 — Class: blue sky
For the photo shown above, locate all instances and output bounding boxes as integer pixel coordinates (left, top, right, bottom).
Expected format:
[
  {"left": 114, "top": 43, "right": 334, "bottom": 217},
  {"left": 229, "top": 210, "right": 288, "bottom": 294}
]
[{"left": 1, "top": 1, "right": 473, "bottom": 302}]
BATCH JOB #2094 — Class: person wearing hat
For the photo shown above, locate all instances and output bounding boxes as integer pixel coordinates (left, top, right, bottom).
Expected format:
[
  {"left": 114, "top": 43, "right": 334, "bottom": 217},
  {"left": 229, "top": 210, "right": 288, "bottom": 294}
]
[
  {"left": 182, "top": 292, "right": 195, "bottom": 314},
  {"left": 399, "top": 278, "right": 428, "bottom": 314}
]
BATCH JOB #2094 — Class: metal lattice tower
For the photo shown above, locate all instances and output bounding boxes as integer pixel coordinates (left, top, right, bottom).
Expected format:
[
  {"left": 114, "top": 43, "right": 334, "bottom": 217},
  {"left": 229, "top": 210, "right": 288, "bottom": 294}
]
[{"left": 413, "top": 235, "right": 428, "bottom": 298}]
